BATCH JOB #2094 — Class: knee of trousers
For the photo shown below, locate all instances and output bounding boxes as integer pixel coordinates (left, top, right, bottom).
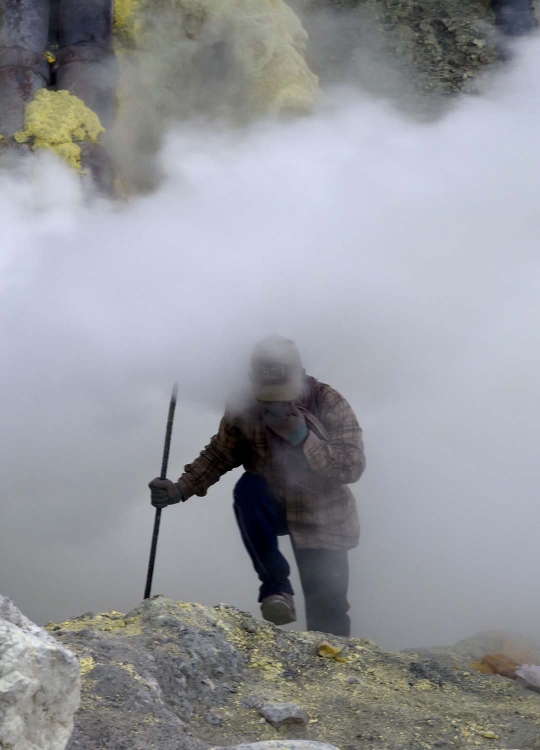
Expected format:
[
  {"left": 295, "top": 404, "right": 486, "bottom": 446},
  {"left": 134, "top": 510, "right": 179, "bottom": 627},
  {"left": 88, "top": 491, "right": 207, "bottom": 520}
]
[{"left": 233, "top": 473, "right": 270, "bottom": 508}]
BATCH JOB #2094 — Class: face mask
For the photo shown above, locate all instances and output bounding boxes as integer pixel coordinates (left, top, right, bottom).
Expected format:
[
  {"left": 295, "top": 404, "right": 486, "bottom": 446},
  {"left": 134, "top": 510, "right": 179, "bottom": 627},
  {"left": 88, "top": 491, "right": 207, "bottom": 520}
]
[{"left": 258, "top": 401, "right": 294, "bottom": 417}]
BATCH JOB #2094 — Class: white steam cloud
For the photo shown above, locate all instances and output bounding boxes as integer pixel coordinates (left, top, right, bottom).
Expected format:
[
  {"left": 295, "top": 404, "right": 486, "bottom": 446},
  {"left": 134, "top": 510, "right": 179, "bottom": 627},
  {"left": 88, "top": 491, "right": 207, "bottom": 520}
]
[{"left": 2, "top": 38, "right": 540, "bottom": 650}]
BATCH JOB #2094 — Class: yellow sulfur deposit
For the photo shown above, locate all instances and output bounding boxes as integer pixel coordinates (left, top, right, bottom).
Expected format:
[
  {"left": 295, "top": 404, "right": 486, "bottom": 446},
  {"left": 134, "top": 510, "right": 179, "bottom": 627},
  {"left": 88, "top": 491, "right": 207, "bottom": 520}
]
[
  {"left": 113, "top": 0, "right": 319, "bottom": 116},
  {"left": 114, "top": 0, "right": 145, "bottom": 43},
  {"left": 79, "top": 656, "right": 96, "bottom": 676},
  {"left": 48, "top": 610, "right": 144, "bottom": 637},
  {"left": 117, "top": 662, "right": 148, "bottom": 685},
  {"left": 227, "top": 0, "right": 319, "bottom": 115},
  {"left": 14, "top": 89, "right": 105, "bottom": 170},
  {"left": 110, "top": 0, "right": 319, "bottom": 191}
]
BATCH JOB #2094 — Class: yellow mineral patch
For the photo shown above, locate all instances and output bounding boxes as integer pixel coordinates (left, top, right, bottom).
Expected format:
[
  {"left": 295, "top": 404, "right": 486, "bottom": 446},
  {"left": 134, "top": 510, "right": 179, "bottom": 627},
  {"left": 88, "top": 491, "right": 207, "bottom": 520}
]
[
  {"left": 102, "top": 619, "right": 127, "bottom": 631},
  {"left": 14, "top": 89, "right": 105, "bottom": 170},
  {"left": 114, "top": 0, "right": 145, "bottom": 42},
  {"left": 117, "top": 662, "right": 149, "bottom": 686},
  {"left": 114, "top": 0, "right": 318, "bottom": 115},
  {"left": 50, "top": 610, "right": 143, "bottom": 636},
  {"left": 414, "top": 679, "right": 434, "bottom": 691},
  {"left": 207, "top": 0, "right": 319, "bottom": 115},
  {"left": 250, "top": 654, "right": 284, "bottom": 680},
  {"left": 79, "top": 656, "right": 96, "bottom": 676},
  {"left": 208, "top": 605, "right": 284, "bottom": 680}
]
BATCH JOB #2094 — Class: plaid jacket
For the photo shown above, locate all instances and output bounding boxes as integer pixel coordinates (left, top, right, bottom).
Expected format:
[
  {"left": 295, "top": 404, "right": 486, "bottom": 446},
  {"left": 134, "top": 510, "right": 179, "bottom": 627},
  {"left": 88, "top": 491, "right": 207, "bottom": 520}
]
[{"left": 177, "top": 377, "right": 365, "bottom": 550}]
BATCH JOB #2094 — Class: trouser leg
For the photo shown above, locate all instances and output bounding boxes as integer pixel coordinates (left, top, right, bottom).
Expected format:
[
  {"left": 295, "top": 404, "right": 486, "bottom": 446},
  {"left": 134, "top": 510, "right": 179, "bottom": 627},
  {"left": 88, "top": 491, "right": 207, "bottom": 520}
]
[
  {"left": 294, "top": 548, "right": 351, "bottom": 637},
  {"left": 233, "top": 473, "right": 293, "bottom": 602}
]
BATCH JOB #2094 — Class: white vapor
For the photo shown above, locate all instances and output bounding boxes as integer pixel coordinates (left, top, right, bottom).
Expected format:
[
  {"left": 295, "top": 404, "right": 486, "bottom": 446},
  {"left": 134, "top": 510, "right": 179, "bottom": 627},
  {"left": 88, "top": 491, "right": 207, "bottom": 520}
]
[{"left": 2, "top": 37, "right": 540, "bottom": 650}]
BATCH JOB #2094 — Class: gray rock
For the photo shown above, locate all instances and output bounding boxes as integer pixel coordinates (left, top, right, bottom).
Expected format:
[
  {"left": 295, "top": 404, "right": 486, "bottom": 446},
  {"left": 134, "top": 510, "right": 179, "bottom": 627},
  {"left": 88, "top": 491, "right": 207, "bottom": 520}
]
[
  {"left": 241, "top": 692, "right": 275, "bottom": 709},
  {"left": 0, "top": 596, "right": 80, "bottom": 750},
  {"left": 259, "top": 702, "right": 309, "bottom": 729},
  {"left": 205, "top": 713, "right": 223, "bottom": 726},
  {"left": 516, "top": 665, "right": 540, "bottom": 694}
]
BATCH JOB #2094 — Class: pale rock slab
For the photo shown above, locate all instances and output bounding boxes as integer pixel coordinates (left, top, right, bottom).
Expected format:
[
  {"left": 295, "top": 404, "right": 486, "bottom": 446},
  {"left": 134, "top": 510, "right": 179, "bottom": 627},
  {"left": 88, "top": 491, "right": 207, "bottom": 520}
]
[{"left": 0, "top": 596, "right": 80, "bottom": 750}]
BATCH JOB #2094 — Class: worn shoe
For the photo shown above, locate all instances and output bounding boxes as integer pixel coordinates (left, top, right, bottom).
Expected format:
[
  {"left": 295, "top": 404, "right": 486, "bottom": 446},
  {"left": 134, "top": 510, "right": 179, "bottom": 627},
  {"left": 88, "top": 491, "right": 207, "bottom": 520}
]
[{"left": 260, "top": 593, "right": 296, "bottom": 626}]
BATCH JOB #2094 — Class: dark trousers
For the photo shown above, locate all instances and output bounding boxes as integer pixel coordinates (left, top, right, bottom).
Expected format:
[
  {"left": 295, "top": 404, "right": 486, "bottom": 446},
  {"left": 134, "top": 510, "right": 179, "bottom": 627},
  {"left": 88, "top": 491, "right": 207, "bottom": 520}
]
[{"left": 233, "top": 472, "right": 351, "bottom": 637}]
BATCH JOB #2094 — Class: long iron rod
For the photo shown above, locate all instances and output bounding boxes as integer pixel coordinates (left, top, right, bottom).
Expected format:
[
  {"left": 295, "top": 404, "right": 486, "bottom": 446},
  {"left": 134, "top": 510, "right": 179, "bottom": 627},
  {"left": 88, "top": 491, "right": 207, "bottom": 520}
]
[{"left": 144, "top": 382, "right": 178, "bottom": 600}]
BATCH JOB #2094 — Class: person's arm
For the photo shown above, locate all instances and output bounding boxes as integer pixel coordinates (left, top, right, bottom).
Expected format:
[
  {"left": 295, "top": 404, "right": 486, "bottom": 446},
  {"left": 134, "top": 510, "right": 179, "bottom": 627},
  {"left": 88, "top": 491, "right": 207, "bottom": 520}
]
[
  {"left": 176, "top": 414, "right": 244, "bottom": 500},
  {"left": 302, "top": 389, "right": 365, "bottom": 485}
]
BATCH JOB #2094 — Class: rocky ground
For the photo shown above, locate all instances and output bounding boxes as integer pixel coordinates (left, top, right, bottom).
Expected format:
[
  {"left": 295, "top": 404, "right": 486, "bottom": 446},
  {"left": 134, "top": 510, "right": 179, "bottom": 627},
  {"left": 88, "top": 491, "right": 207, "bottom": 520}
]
[
  {"left": 43, "top": 596, "right": 540, "bottom": 750},
  {"left": 298, "top": 0, "right": 503, "bottom": 96}
]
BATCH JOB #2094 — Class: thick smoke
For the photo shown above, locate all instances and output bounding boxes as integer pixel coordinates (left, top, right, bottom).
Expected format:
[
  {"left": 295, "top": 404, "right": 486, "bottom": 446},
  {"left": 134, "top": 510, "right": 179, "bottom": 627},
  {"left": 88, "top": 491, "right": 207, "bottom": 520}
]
[{"left": 2, "top": 36, "right": 540, "bottom": 650}]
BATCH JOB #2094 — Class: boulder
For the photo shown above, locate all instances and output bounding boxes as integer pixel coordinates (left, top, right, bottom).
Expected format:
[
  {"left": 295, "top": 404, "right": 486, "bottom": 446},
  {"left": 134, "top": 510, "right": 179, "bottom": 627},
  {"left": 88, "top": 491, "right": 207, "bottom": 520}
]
[
  {"left": 0, "top": 596, "right": 80, "bottom": 750},
  {"left": 516, "top": 665, "right": 540, "bottom": 694},
  {"left": 259, "top": 702, "right": 309, "bottom": 728}
]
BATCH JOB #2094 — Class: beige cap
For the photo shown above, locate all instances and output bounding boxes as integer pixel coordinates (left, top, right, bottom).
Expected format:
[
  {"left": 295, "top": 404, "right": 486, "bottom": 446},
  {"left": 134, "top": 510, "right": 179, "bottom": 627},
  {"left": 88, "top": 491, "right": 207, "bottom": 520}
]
[{"left": 250, "top": 336, "right": 305, "bottom": 402}]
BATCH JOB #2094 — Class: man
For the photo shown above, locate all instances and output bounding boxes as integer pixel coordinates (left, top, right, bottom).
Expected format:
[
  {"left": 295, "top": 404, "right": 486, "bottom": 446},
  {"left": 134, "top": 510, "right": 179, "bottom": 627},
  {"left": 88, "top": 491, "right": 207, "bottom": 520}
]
[{"left": 149, "top": 336, "right": 365, "bottom": 637}]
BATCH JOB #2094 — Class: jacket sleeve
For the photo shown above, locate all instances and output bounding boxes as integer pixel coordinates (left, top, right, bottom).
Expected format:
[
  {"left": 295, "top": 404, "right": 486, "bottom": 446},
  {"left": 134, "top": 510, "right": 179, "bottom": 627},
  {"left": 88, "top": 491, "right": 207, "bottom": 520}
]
[
  {"left": 177, "top": 414, "right": 243, "bottom": 500},
  {"left": 302, "top": 390, "right": 365, "bottom": 485}
]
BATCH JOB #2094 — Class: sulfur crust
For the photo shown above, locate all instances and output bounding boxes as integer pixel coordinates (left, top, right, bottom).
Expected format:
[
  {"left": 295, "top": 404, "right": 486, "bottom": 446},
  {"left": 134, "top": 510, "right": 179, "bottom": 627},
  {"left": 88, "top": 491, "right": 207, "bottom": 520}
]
[{"left": 14, "top": 90, "right": 105, "bottom": 170}]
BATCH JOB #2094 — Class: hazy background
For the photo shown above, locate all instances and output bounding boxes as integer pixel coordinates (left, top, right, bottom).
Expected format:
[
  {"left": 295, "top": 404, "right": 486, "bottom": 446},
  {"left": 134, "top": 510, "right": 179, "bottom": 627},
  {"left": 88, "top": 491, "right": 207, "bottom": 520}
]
[{"left": 2, "top": 34, "right": 540, "bottom": 651}]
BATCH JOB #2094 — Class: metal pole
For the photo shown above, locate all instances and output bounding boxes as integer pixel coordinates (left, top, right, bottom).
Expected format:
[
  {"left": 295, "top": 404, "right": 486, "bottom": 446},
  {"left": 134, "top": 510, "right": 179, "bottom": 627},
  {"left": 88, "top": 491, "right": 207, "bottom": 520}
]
[{"left": 144, "top": 382, "right": 178, "bottom": 600}]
